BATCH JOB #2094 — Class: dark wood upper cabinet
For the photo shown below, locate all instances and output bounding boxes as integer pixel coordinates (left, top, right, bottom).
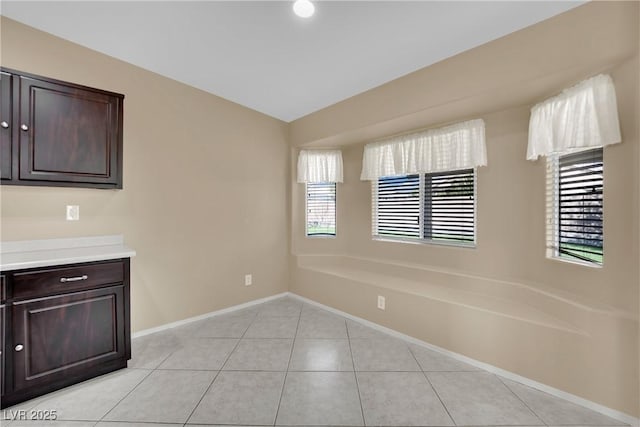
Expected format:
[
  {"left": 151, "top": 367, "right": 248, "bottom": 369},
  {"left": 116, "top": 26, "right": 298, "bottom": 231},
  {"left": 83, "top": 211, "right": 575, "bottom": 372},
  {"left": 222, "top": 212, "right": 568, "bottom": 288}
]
[
  {"left": 1, "top": 68, "right": 124, "bottom": 189},
  {"left": 0, "top": 71, "right": 13, "bottom": 181}
]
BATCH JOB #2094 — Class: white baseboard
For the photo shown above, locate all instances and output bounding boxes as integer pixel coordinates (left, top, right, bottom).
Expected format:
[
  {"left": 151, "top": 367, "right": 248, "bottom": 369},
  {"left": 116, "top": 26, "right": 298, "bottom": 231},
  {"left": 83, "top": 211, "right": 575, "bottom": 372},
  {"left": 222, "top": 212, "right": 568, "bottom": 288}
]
[
  {"left": 131, "top": 292, "right": 288, "bottom": 339},
  {"left": 286, "top": 292, "right": 639, "bottom": 427},
  {"left": 128, "top": 290, "right": 637, "bottom": 426}
]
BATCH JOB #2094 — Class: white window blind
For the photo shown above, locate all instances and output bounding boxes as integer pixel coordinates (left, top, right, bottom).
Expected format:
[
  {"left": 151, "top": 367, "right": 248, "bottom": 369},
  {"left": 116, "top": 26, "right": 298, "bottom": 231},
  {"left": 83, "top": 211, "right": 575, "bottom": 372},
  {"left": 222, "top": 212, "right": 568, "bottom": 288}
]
[
  {"left": 528, "top": 74, "right": 621, "bottom": 160},
  {"left": 546, "top": 148, "right": 603, "bottom": 265},
  {"left": 306, "top": 182, "right": 336, "bottom": 237},
  {"left": 374, "top": 175, "right": 421, "bottom": 238},
  {"left": 425, "top": 169, "right": 475, "bottom": 243},
  {"left": 361, "top": 119, "right": 486, "bottom": 180},
  {"left": 373, "top": 169, "right": 475, "bottom": 245},
  {"left": 297, "top": 150, "right": 343, "bottom": 183},
  {"left": 298, "top": 150, "right": 341, "bottom": 238}
]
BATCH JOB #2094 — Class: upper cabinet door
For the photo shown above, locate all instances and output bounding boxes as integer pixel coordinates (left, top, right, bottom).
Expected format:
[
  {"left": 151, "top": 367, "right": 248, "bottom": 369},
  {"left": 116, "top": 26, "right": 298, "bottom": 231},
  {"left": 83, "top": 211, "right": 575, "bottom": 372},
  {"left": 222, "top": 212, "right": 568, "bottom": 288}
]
[
  {"left": 18, "top": 76, "right": 123, "bottom": 188},
  {"left": 0, "top": 72, "right": 13, "bottom": 181}
]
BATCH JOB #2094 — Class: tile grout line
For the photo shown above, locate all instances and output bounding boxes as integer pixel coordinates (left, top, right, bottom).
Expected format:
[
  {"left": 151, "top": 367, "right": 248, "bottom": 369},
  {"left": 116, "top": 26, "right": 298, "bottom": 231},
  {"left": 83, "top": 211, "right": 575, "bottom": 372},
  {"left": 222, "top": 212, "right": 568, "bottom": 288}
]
[
  {"left": 96, "top": 367, "right": 156, "bottom": 423},
  {"left": 272, "top": 300, "right": 304, "bottom": 426},
  {"left": 16, "top": 297, "right": 623, "bottom": 427},
  {"left": 183, "top": 308, "right": 260, "bottom": 425},
  {"left": 346, "top": 320, "right": 367, "bottom": 426},
  {"left": 408, "top": 345, "right": 457, "bottom": 426},
  {"left": 99, "top": 319, "right": 230, "bottom": 424},
  {"left": 2, "top": 368, "right": 160, "bottom": 422},
  {"left": 496, "top": 374, "right": 548, "bottom": 427},
  {"left": 150, "top": 367, "right": 488, "bottom": 373},
  {"left": 289, "top": 294, "right": 638, "bottom": 427}
]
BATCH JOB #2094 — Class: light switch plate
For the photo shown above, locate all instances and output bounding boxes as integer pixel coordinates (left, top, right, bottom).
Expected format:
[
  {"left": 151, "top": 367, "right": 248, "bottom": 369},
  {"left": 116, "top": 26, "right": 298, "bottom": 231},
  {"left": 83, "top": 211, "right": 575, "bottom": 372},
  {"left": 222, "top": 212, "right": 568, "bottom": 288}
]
[
  {"left": 244, "top": 274, "right": 252, "bottom": 286},
  {"left": 377, "top": 295, "right": 386, "bottom": 310},
  {"left": 66, "top": 205, "right": 80, "bottom": 221}
]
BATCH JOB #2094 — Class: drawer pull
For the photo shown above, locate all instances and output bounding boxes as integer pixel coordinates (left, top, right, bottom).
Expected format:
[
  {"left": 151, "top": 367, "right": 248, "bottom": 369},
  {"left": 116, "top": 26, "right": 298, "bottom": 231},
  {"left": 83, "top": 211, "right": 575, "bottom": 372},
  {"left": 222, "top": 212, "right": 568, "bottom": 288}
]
[
  {"left": 15, "top": 344, "right": 24, "bottom": 352},
  {"left": 60, "top": 275, "right": 88, "bottom": 283}
]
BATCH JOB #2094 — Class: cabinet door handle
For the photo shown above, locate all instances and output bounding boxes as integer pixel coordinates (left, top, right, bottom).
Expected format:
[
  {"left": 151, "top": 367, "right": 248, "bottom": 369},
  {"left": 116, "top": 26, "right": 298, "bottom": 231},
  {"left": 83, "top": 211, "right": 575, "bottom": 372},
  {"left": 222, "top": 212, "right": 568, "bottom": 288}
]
[
  {"left": 0, "top": 121, "right": 8, "bottom": 129},
  {"left": 60, "top": 275, "right": 88, "bottom": 283},
  {"left": 15, "top": 344, "right": 24, "bottom": 352},
  {"left": 20, "top": 124, "right": 29, "bottom": 131}
]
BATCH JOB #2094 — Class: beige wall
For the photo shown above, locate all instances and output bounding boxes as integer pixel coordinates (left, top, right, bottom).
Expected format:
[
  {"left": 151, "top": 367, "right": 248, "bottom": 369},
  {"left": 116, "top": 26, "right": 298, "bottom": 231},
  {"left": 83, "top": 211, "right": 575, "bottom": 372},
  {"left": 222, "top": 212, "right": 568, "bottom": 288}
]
[
  {"left": 321, "top": 56, "right": 638, "bottom": 312},
  {"left": 290, "top": 2, "right": 639, "bottom": 418},
  {"left": 0, "top": 17, "right": 290, "bottom": 332},
  {"left": 290, "top": 1, "right": 639, "bottom": 149}
]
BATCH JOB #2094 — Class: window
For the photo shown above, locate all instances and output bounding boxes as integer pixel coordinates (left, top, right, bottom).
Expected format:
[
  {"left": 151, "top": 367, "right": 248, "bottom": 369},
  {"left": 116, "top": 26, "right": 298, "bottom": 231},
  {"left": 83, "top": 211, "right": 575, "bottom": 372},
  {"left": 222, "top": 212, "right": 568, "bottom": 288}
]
[
  {"left": 547, "top": 148, "right": 603, "bottom": 265},
  {"left": 306, "top": 182, "right": 336, "bottom": 237},
  {"left": 373, "top": 169, "right": 475, "bottom": 245}
]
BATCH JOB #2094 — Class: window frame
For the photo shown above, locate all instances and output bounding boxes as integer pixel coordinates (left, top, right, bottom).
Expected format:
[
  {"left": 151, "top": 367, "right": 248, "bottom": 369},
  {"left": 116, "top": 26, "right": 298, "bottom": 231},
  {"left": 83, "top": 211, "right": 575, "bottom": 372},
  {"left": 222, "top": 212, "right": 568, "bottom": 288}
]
[
  {"left": 372, "top": 168, "right": 477, "bottom": 248},
  {"left": 305, "top": 182, "right": 337, "bottom": 238},
  {"left": 546, "top": 147, "right": 603, "bottom": 267}
]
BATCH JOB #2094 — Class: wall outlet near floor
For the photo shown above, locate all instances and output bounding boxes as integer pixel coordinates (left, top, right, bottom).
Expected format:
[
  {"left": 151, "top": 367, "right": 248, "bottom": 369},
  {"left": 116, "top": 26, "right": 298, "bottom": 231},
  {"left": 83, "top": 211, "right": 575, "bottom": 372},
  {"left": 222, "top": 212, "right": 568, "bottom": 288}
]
[
  {"left": 66, "top": 205, "right": 80, "bottom": 221},
  {"left": 377, "top": 295, "right": 386, "bottom": 310},
  {"left": 244, "top": 274, "right": 252, "bottom": 286}
]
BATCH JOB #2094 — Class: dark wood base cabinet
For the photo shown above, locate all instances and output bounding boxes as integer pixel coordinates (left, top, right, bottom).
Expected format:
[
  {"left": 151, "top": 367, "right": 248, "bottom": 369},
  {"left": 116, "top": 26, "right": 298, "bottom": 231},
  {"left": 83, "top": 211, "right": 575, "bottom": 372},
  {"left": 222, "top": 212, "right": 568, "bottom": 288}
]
[{"left": 0, "top": 259, "right": 131, "bottom": 409}]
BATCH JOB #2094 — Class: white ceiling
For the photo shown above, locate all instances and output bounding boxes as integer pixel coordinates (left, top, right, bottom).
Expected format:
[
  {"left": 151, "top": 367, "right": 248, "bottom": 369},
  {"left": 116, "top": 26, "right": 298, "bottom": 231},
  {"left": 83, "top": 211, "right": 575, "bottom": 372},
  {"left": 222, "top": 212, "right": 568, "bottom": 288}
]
[{"left": 1, "top": 1, "right": 584, "bottom": 122}]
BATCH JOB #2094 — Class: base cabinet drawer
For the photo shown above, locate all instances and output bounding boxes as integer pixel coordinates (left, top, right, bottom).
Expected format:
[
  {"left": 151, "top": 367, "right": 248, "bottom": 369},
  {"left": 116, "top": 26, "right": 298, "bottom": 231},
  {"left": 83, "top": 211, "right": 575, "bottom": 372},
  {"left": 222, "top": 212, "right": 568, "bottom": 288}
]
[{"left": 12, "top": 261, "right": 124, "bottom": 300}]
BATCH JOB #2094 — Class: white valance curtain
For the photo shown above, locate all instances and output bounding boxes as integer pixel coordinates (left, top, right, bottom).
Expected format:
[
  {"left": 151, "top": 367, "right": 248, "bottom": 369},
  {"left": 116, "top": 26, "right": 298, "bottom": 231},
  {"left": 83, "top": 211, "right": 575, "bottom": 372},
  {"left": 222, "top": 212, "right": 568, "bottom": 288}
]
[
  {"left": 297, "top": 149, "right": 343, "bottom": 183},
  {"left": 527, "top": 74, "right": 621, "bottom": 160},
  {"left": 360, "top": 119, "right": 487, "bottom": 180}
]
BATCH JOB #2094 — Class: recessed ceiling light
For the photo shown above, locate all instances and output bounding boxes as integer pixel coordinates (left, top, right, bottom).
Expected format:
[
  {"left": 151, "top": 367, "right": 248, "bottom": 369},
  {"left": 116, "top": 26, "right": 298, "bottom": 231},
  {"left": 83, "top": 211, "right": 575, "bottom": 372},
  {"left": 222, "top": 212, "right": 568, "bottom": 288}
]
[{"left": 293, "top": 0, "right": 315, "bottom": 18}]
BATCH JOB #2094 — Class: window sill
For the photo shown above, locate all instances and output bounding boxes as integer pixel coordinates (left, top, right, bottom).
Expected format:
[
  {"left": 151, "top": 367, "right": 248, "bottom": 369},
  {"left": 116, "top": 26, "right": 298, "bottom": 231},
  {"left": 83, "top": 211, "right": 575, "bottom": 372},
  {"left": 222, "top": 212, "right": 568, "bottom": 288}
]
[
  {"left": 306, "top": 235, "right": 337, "bottom": 239},
  {"left": 548, "top": 255, "right": 602, "bottom": 269},
  {"left": 373, "top": 236, "right": 476, "bottom": 249}
]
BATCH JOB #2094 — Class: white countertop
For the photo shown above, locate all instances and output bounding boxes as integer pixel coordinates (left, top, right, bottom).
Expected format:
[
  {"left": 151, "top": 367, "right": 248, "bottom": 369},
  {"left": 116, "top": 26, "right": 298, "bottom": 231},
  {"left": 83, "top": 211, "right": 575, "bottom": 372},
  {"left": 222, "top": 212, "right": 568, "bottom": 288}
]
[{"left": 1, "top": 235, "right": 136, "bottom": 271}]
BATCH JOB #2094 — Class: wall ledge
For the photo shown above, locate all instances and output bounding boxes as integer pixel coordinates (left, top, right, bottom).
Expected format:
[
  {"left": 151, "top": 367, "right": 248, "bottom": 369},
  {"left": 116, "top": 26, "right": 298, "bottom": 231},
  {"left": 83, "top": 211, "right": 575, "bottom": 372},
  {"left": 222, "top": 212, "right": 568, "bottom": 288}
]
[{"left": 296, "top": 254, "right": 636, "bottom": 337}]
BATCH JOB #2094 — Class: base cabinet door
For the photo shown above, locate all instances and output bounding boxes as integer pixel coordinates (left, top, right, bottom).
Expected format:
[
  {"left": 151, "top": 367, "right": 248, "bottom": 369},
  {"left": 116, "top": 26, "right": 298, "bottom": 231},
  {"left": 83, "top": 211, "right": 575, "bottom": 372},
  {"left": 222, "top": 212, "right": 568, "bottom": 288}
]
[
  {"left": 11, "top": 285, "right": 126, "bottom": 392},
  {"left": 1, "top": 304, "right": 5, "bottom": 396}
]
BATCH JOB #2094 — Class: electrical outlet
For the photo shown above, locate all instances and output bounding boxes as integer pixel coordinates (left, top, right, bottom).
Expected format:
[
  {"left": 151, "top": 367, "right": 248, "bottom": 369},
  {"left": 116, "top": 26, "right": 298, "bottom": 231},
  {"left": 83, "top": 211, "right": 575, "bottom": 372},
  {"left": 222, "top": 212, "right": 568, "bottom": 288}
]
[
  {"left": 377, "top": 295, "right": 386, "bottom": 310},
  {"left": 66, "top": 205, "right": 80, "bottom": 221},
  {"left": 244, "top": 274, "right": 252, "bottom": 286}
]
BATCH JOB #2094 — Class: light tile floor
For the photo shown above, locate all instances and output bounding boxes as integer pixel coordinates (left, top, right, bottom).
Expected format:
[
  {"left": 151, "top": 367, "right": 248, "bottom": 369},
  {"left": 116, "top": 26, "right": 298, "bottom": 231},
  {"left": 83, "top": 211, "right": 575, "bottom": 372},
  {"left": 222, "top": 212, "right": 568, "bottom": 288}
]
[{"left": 1, "top": 296, "right": 627, "bottom": 427}]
